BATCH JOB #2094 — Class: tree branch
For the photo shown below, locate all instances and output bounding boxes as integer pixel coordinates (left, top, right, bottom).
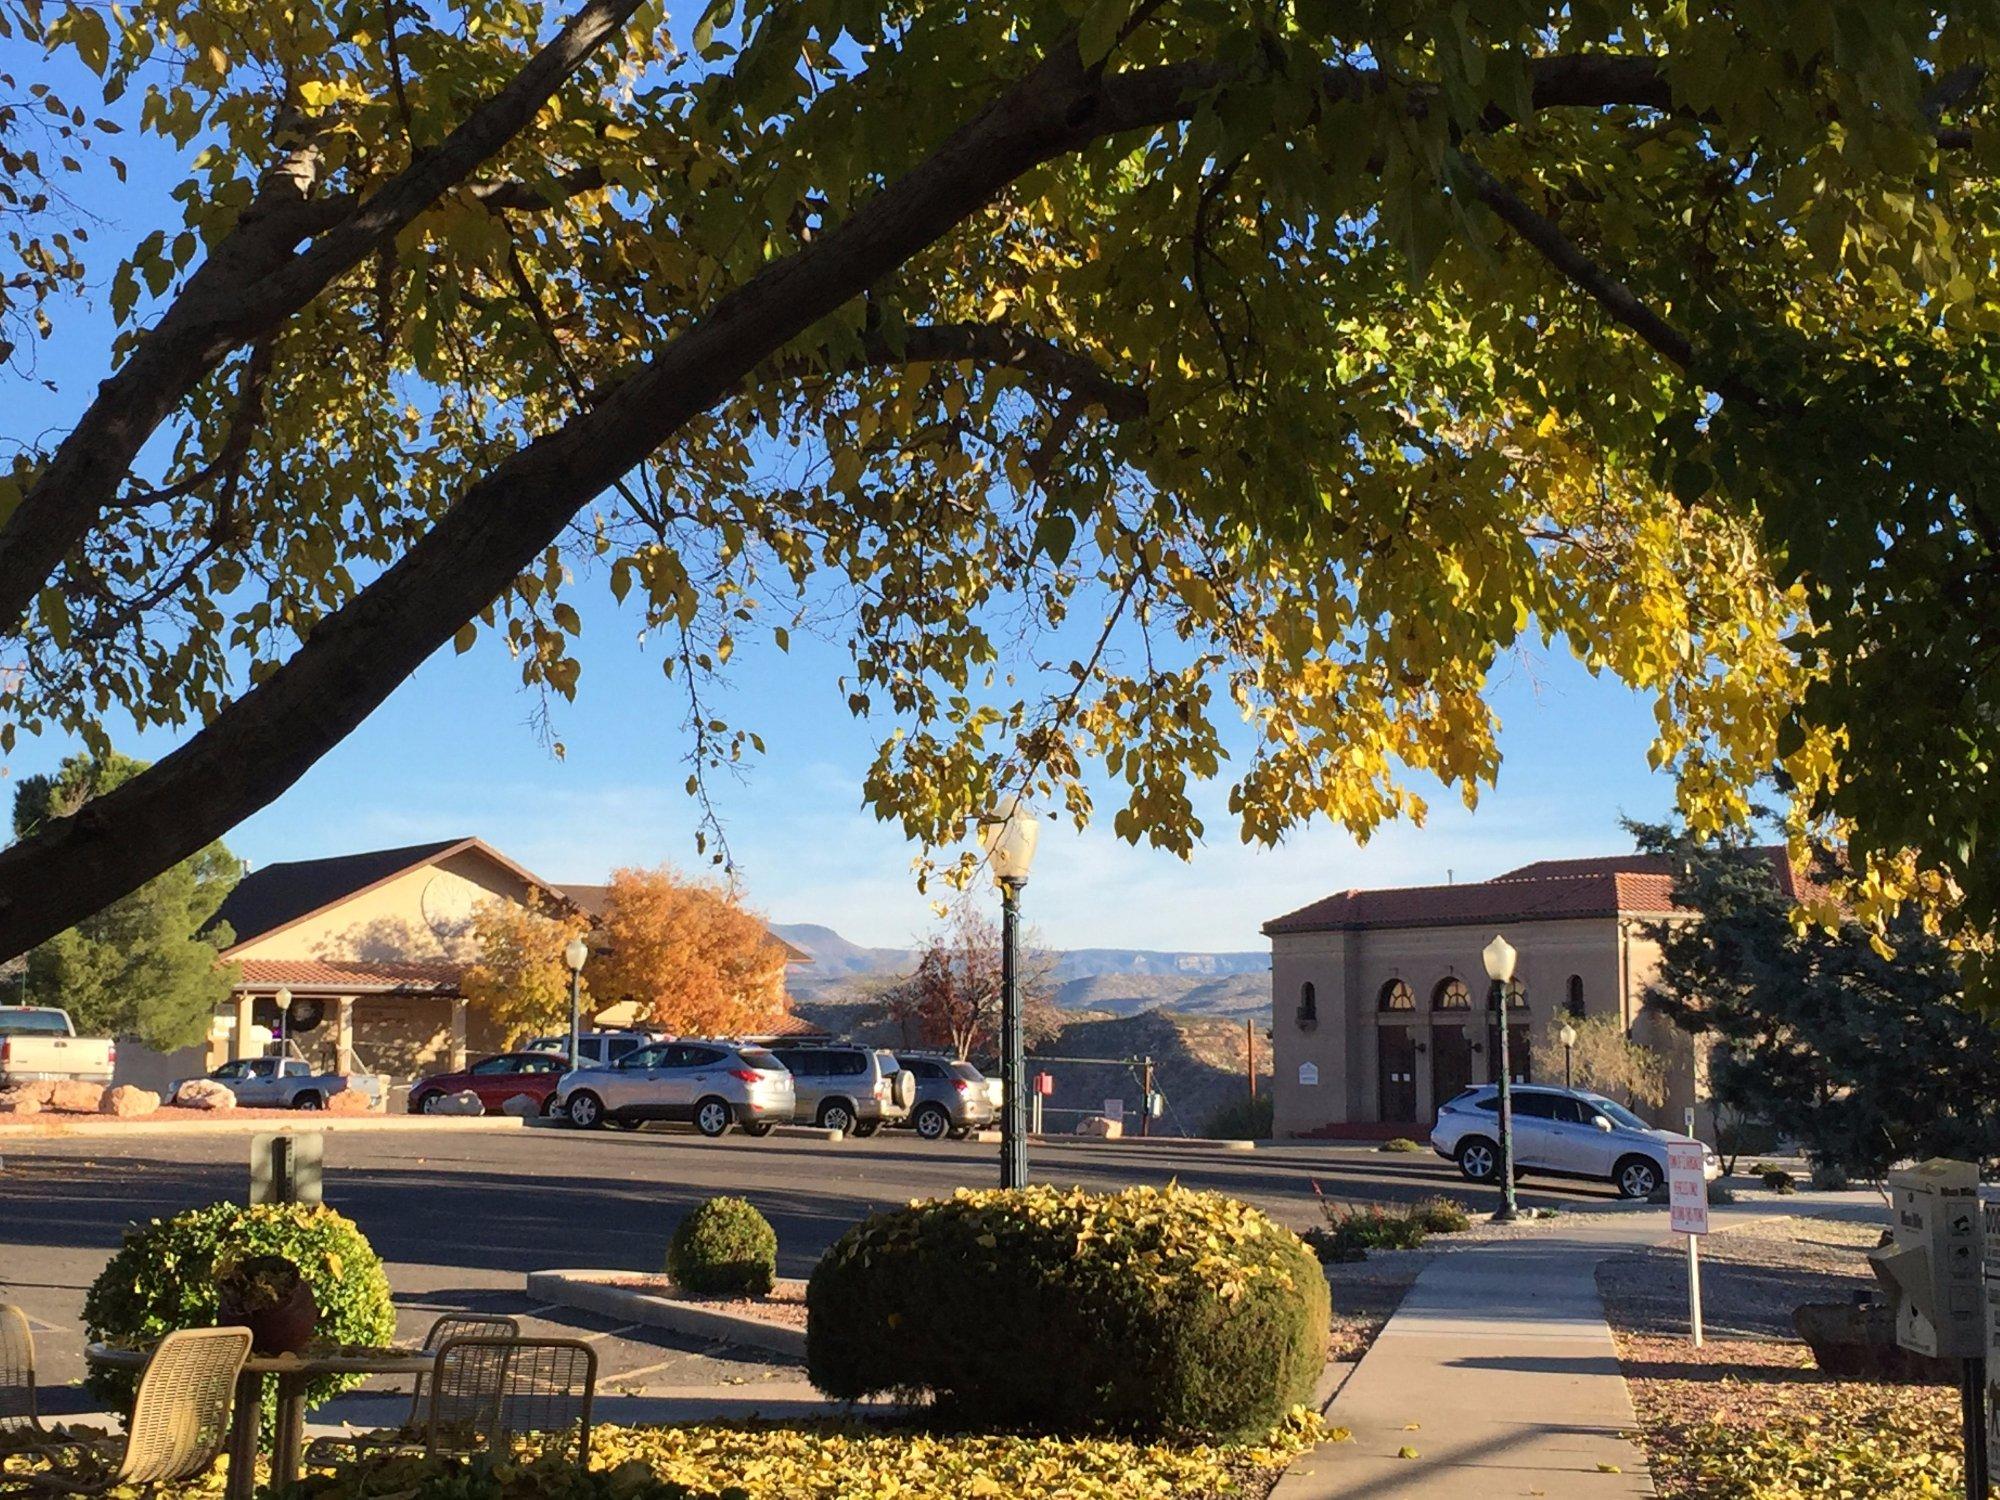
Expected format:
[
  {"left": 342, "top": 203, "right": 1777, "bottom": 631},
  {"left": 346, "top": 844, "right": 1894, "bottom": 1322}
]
[
  {"left": 776, "top": 322, "right": 1148, "bottom": 421},
  {"left": 0, "top": 0, "right": 648, "bottom": 639}
]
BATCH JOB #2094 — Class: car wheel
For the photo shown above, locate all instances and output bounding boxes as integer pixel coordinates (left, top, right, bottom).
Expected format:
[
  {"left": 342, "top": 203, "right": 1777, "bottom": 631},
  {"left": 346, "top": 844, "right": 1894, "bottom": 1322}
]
[
  {"left": 417, "top": 1092, "right": 445, "bottom": 1115},
  {"left": 913, "top": 1104, "right": 952, "bottom": 1141},
  {"left": 541, "top": 1092, "right": 564, "bottom": 1117},
  {"left": 817, "top": 1100, "right": 855, "bottom": 1134},
  {"left": 742, "top": 1121, "right": 777, "bottom": 1138},
  {"left": 694, "top": 1096, "right": 733, "bottom": 1138},
  {"left": 1456, "top": 1137, "right": 1499, "bottom": 1183},
  {"left": 292, "top": 1091, "right": 324, "bottom": 1111},
  {"left": 1615, "top": 1155, "right": 1664, "bottom": 1200},
  {"left": 567, "top": 1091, "right": 605, "bottom": 1130}
]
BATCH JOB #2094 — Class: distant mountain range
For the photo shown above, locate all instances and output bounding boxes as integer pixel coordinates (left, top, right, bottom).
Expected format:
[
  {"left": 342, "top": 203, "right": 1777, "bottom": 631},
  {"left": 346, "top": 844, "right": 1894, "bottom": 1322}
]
[{"left": 771, "top": 922, "right": 1270, "bottom": 1019}]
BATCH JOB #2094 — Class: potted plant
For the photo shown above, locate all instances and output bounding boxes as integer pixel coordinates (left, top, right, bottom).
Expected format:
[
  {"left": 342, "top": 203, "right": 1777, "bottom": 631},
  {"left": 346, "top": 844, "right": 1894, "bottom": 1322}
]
[{"left": 214, "top": 1253, "right": 318, "bottom": 1354}]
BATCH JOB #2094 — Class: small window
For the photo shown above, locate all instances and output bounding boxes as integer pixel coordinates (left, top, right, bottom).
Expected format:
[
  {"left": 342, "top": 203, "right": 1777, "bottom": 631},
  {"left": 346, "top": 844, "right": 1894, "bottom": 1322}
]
[
  {"left": 1299, "top": 982, "right": 1319, "bottom": 1022},
  {"left": 832, "top": 1050, "right": 868, "bottom": 1077},
  {"left": 1512, "top": 1092, "right": 1558, "bottom": 1119},
  {"left": 1378, "top": 980, "right": 1414, "bottom": 1012},
  {"left": 618, "top": 1044, "right": 668, "bottom": 1070},
  {"left": 518, "top": 1056, "right": 563, "bottom": 1073},
  {"left": 1432, "top": 977, "right": 1471, "bottom": 1011},
  {"left": 469, "top": 1057, "right": 514, "bottom": 1075},
  {"left": 735, "top": 1048, "right": 783, "bottom": 1072},
  {"left": 1566, "top": 975, "right": 1585, "bottom": 1016},
  {"left": 607, "top": 1037, "right": 643, "bottom": 1061},
  {"left": 1552, "top": 1098, "right": 1586, "bottom": 1125}
]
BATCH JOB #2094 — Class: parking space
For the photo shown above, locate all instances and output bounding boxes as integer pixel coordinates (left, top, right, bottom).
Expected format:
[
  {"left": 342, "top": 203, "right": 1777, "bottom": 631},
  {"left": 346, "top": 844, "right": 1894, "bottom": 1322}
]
[{"left": 0, "top": 1123, "right": 1621, "bottom": 1408}]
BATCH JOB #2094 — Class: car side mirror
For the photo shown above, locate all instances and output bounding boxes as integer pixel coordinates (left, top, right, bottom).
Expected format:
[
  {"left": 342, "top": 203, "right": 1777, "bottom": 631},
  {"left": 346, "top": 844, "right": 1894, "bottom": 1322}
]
[{"left": 1593, "top": 1116, "right": 1613, "bottom": 1132}]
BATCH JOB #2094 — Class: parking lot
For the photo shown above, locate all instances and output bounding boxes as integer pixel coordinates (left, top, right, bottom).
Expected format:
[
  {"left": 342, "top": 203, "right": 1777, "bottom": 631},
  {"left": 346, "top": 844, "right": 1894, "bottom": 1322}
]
[{"left": 0, "top": 1123, "right": 1627, "bottom": 1411}]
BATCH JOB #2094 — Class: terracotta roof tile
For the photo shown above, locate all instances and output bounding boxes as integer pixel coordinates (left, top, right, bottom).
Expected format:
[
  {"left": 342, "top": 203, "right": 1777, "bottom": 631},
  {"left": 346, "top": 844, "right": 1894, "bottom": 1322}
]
[{"left": 233, "top": 957, "right": 465, "bottom": 991}]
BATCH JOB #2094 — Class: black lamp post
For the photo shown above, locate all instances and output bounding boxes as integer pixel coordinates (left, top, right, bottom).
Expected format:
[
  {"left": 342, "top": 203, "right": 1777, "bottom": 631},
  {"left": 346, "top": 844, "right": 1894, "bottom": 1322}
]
[
  {"left": 563, "top": 937, "right": 589, "bottom": 1067},
  {"left": 979, "top": 795, "right": 1041, "bottom": 1190},
  {"left": 1483, "top": 934, "right": 1520, "bottom": 1223}
]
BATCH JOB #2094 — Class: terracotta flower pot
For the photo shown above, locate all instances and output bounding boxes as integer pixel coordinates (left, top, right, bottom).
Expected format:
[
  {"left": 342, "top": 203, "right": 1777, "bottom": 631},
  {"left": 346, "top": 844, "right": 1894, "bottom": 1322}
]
[{"left": 221, "top": 1280, "right": 319, "bottom": 1355}]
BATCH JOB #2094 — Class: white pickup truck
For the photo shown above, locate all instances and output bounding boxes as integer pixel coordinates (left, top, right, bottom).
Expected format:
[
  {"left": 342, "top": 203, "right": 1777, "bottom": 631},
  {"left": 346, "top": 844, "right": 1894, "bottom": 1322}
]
[
  {"left": 170, "top": 1056, "right": 383, "bottom": 1111},
  {"left": 0, "top": 1006, "right": 117, "bottom": 1085}
]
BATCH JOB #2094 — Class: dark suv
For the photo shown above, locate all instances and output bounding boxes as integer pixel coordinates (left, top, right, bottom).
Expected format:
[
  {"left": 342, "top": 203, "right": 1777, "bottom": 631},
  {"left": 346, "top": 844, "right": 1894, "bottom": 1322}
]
[
  {"left": 893, "top": 1053, "right": 997, "bottom": 1140},
  {"left": 769, "top": 1045, "right": 916, "bottom": 1135}
]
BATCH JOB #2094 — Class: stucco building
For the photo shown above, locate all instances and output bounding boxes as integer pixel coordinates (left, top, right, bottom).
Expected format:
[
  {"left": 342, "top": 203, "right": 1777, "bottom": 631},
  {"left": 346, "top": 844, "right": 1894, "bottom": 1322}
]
[
  {"left": 1262, "top": 850, "right": 1810, "bottom": 1139},
  {"left": 115, "top": 837, "right": 818, "bottom": 1093}
]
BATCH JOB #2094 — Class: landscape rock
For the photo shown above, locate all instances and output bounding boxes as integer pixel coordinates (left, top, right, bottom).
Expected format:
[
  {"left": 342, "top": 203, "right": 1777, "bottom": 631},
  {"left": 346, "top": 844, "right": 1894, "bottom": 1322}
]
[
  {"left": 175, "top": 1079, "right": 237, "bottom": 1111},
  {"left": 429, "top": 1090, "right": 485, "bottom": 1116},
  {"left": 49, "top": 1081, "right": 106, "bottom": 1113},
  {"left": 100, "top": 1085, "right": 161, "bottom": 1118},
  {"left": 324, "top": 1088, "right": 374, "bottom": 1115},
  {"left": 1075, "top": 1115, "right": 1123, "bottom": 1139},
  {"left": 500, "top": 1093, "right": 541, "bottom": 1118},
  {"left": 1794, "top": 1300, "right": 1955, "bottom": 1383},
  {"left": 0, "top": 1091, "right": 44, "bottom": 1116},
  {"left": 2, "top": 1080, "right": 56, "bottom": 1106}
]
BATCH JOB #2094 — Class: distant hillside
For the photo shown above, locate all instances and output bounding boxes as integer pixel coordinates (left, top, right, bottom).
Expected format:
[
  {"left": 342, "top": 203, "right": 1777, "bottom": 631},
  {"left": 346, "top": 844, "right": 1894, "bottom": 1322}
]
[
  {"left": 1029, "top": 1010, "right": 1270, "bottom": 1138},
  {"left": 775, "top": 922, "right": 1267, "bottom": 1019}
]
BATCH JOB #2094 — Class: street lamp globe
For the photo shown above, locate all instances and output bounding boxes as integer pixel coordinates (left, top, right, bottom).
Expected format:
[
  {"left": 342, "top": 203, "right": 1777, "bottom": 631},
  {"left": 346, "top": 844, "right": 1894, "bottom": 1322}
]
[
  {"left": 1481, "top": 934, "right": 1517, "bottom": 986},
  {"left": 563, "top": 937, "right": 589, "bottom": 973},
  {"left": 978, "top": 794, "right": 1041, "bottom": 886},
  {"left": 1559, "top": 1021, "right": 1578, "bottom": 1049}
]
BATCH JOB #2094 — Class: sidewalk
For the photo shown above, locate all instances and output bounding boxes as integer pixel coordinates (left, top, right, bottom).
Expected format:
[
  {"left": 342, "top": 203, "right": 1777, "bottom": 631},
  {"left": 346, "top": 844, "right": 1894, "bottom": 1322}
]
[{"left": 1277, "top": 1203, "right": 1807, "bottom": 1500}]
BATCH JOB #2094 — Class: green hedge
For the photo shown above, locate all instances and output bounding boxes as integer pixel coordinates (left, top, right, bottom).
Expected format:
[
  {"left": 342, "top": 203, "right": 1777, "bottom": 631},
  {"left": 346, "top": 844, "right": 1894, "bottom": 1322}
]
[
  {"left": 807, "top": 1185, "right": 1328, "bottom": 1439},
  {"left": 667, "top": 1197, "right": 778, "bottom": 1296},
  {"left": 84, "top": 1201, "right": 396, "bottom": 1428}
]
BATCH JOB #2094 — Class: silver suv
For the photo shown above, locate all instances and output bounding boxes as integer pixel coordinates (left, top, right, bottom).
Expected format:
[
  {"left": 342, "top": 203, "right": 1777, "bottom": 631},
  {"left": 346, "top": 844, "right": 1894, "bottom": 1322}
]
[
  {"left": 892, "top": 1053, "right": 997, "bottom": 1141},
  {"left": 555, "top": 1039, "right": 793, "bottom": 1137},
  {"left": 768, "top": 1045, "right": 915, "bottom": 1136},
  {"left": 1431, "top": 1083, "right": 1720, "bottom": 1199}
]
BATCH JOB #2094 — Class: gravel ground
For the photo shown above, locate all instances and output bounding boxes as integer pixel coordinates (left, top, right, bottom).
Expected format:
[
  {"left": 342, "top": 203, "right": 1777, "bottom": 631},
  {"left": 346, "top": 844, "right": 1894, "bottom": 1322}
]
[{"left": 1600, "top": 1213, "right": 1956, "bottom": 1500}]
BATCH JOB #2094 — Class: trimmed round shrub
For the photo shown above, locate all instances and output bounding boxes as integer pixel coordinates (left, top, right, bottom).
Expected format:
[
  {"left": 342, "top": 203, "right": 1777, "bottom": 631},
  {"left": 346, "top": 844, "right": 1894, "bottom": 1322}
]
[
  {"left": 807, "top": 1184, "right": 1329, "bottom": 1439},
  {"left": 1409, "top": 1196, "right": 1472, "bottom": 1234},
  {"left": 83, "top": 1200, "right": 395, "bottom": 1429},
  {"left": 1376, "top": 1137, "right": 1424, "bottom": 1153},
  {"left": 667, "top": 1197, "right": 778, "bottom": 1296}
]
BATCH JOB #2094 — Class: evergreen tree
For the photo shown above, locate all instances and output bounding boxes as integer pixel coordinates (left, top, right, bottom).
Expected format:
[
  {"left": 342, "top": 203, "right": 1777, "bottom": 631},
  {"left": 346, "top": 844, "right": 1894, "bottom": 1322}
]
[
  {"left": 11, "top": 752, "right": 241, "bottom": 1048},
  {"left": 1633, "top": 819, "right": 2000, "bottom": 1180}
]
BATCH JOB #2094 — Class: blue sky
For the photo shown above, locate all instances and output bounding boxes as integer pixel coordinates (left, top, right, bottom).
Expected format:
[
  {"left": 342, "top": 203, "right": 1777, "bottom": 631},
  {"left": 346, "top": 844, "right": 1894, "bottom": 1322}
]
[{"left": 2, "top": 37, "right": 1684, "bottom": 953}]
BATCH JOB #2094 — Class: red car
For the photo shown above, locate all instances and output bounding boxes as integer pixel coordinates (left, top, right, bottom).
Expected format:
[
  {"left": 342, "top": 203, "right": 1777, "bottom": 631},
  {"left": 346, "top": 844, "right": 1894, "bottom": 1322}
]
[{"left": 407, "top": 1052, "right": 569, "bottom": 1115}]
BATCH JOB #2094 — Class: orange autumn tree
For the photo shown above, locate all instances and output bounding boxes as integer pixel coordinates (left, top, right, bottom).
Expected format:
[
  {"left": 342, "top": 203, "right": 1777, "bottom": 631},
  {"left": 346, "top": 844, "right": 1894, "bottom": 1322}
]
[
  {"left": 590, "top": 867, "right": 788, "bottom": 1034},
  {"left": 462, "top": 894, "right": 593, "bottom": 1045}
]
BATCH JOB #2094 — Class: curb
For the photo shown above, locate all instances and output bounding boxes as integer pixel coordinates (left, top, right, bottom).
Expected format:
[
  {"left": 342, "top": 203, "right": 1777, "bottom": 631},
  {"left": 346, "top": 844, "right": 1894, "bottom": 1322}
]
[
  {"left": 527, "top": 1270, "right": 807, "bottom": 1360},
  {"left": 1036, "top": 1134, "right": 1258, "bottom": 1153},
  {"left": 0, "top": 1113, "right": 528, "bottom": 1139},
  {"left": 522, "top": 1119, "right": 844, "bottom": 1142}
]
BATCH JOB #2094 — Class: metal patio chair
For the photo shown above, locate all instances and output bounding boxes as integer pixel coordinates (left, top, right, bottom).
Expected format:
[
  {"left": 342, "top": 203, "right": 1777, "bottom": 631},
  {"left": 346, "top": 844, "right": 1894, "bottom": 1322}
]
[
  {"left": 0, "top": 1305, "right": 41, "bottom": 1436},
  {"left": 304, "top": 1312, "right": 520, "bottom": 1465},
  {"left": 426, "top": 1337, "right": 596, "bottom": 1466},
  {"left": 0, "top": 1326, "right": 252, "bottom": 1497}
]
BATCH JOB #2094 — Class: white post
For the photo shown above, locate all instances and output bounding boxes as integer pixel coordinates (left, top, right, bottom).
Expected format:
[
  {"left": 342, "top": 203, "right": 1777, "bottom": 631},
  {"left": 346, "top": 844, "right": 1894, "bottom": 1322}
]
[
  {"left": 449, "top": 998, "right": 468, "bottom": 1072},
  {"left": 334, "top": 996, "right": 356, "bottom": 1075},
  {"left": 1687, "top": 1234, "right": 1704, "bottom": 1348}
]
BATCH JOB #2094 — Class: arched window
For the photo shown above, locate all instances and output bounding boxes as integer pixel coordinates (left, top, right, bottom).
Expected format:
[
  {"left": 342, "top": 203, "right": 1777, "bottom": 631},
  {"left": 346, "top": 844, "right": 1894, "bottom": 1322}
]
[
  {"left": 1378, "top": 979, "right": 1414, "bottom": 1012},
  {"left": 1566, "top": 975, "right": 1585, "bottom": 1016},
  {"left": 1298, "top": 982, "right": 1318, "bottom": 1024},
  {"left": 1432, "top": 977, "right": 1471, "bottom": 1011}
]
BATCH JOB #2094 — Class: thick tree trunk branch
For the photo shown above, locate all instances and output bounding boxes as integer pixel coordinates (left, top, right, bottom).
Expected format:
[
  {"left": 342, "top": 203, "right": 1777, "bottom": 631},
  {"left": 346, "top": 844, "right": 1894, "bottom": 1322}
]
[{"left": 0, "top": 0, "right": 647, "bottom": 639}]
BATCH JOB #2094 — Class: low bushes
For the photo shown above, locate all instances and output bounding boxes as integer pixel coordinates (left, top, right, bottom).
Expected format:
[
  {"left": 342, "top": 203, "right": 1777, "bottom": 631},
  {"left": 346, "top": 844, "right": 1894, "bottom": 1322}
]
[
  {"left": 1408, "top": 1195, "right": 1472, "bottom": 1234},
  {"left": 1377, "top": 1137, "right": 1424, "bottom": 1153},
  {"left": 807, "top": 1185, "right": 1328, "bottom": 1439},
  {"left": 667, "top": 1197, "right": 778, "bottom": 1296},
  {"left": 1304, "top": 1186, "right": 1473, "bottom": 1261},
  {"left": 83, "top": 1201, "right": 395, "bottom": 1428},
  {"left": 1201, "top": 1094, "right": 1274, "bottom": 1140},
  {"left": 1759, "top": 1167, "right": 1797, "bottom": 1194}
]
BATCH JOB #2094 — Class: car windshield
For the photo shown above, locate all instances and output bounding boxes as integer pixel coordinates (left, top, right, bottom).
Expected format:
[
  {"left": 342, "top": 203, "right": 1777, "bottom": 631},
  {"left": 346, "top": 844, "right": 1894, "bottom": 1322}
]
[
  {"left": 1585, "top": 1095, "right": 1651, "bottom": 1131},
  {"left": 736, "top": 1048, "right": 784, "bottom": 1071},
  {"left": 0, "top": 1011, "right": 70, "bottom": 1035}
]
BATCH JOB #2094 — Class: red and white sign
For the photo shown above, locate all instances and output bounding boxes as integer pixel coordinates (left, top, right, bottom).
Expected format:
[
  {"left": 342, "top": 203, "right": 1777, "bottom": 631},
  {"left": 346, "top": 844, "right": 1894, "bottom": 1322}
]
[{"left": 1667, "top": 1141, "right": 1710, "bottom": 1235}]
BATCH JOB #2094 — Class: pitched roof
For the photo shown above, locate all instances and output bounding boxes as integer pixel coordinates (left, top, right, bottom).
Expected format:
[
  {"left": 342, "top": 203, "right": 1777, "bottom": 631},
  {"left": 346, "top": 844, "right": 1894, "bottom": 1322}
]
[
  {"left": 1264, "top": 845, "right": 1817, "bottom": 937},
  {"left": 210, "top": 837, "right": 569, "bottom": 953},
  {"left": 232, "top": 957, "right": 464, "bottom": 992}
]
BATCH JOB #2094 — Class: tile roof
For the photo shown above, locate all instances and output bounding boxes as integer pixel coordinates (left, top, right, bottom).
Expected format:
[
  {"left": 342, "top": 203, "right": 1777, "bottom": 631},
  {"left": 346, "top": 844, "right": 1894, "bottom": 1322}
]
[
  {"left": 741, "top": 1012, "right": 831, "bottom": 1038},
  {"left": 1264, "top": 845, "right": 1817, "bottom": 936},
  {"left": 232, "top": 957, "right": 465, "bottom": 992}
]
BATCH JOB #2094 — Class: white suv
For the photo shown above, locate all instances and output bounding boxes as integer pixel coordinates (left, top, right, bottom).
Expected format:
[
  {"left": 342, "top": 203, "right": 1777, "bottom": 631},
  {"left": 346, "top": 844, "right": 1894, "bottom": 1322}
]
[
  {"left": 1431, "top": 1084, "right": 1720, "bottom": 1199},
  {"left": 555, "top": 1038, "right": 794, "bottom": 1137},
  {"left": 524, "top": 1030, "right": 659, "bottom": 1068}
]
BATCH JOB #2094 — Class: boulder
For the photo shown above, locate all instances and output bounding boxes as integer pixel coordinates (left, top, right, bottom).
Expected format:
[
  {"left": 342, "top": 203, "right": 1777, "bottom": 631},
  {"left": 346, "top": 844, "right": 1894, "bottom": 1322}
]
[
  {"left": 48, "top": 1081, "right": 106, "bottom": 1113},
  {"left": 324, "top": 1088, "right": 375, "bottom": 1115},
  {"left": 99, "top": 1085, "right": 161, "bottom": 1118},
  {"left": 175, "top": 1079, "right": 237, "bottom": 1111},
  {"left": 428, "top": 1090, "right": 485, "bottom": 1116},
  {"left": 2, "top": 1080, "right": 56, "bottom": 1106},
  {"left": 1074, "top": 1115, "right": 1124, "bottom": 1139},
  {"left": 500, "top": 1093, "right": 542, "bottom": 1118},
  {"left": 0, "top": 1091, "right": 44, "bottom": 1116}
]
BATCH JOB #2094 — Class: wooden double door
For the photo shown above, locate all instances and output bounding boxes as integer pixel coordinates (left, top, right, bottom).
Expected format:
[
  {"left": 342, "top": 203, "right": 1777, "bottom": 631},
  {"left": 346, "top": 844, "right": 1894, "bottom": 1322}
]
[
  {"left": 1431, "top": 1024, "right": 1474, "bottom": 1114},
  {"left": 1378, "top": 1027, "right": 1417, "bottom": 1122}
]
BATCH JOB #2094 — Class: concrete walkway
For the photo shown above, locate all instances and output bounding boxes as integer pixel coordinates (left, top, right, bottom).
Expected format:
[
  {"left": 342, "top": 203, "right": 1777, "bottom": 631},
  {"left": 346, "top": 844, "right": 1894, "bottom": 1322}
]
[{"left": 1276, "top": 1198, "right": 1871, "bottom": 1500}]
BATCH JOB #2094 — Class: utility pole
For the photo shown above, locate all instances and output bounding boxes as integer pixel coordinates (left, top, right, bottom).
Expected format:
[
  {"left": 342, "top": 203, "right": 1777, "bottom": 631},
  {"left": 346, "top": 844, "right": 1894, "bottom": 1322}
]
[
  {"left": 1140, "top": 1056, "right": 1155, "bottom": 1139},
  {"left": 1247, "top": 1019, "right": 1257, "bottom": 1102}
]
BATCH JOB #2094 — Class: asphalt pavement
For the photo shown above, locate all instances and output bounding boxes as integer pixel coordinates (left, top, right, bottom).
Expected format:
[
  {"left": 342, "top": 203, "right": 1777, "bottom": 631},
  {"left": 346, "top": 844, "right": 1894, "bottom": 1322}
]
[{"left": 0, "top": 1123, "right": 1627, "bottom": 1410}]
